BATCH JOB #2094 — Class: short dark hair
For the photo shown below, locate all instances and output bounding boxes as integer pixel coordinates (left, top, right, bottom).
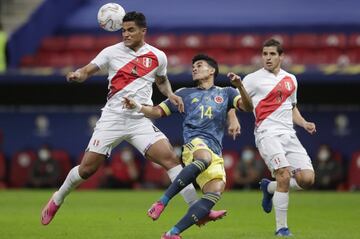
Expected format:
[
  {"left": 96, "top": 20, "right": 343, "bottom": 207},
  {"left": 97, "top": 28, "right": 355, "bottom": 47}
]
[
  {"left": 192, "top": 54, "right": 219, "bottom": 78},
  {"left": 263, "top": 38, "right": 284, "bottom": 55},
  {"left": 123, "top": 11, "right": 147, "bottom": 28}
]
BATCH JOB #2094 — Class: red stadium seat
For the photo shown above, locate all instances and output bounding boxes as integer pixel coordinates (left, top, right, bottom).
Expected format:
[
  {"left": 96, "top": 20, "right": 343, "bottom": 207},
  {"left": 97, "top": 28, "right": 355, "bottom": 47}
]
[
  {"left": 66, "top": 35, "right": 97, "bottom": 51},
  {"left": 40, "top": 36, "right": 67, "bottom": 52},
  {"left": 264, "top": 33, "right": 291, "bottom": 49},
  {"left": 206, "top": 33, "right": 234, "bottom": 49},
  {"left": 222, "top": 150, "right": 239, "bottom": 189},
  {"left": 234, "top": 34, "right": 263, "bottom": 49},
  {"left": 212, "top": 49, "right": 256, "bottom": 65},
  {"left": 348, "top": 33, "right": 360, "bottom": 48},
  {"left": 178, "top": 34, "right": 206, "bottom": 50},
  {"left": 20, "top": 55, "right": 37, "bottom": 67},
  {"left": 348, "top": 151, "right": 360, "bottom": 190},
  {"left": 319, "top": 33, "right": 347, "bottom": 49},
  {"left": 148, "top": 34, "right": 178, "bottom": 50},
  {"left": 94, "top": 35, "right": 121, "bottom": 50},
  {"left": 9, "top": 151, "right": 37, "bottom": 187},
  {"left": 143, "top": 161, "right": 170, "bottom": 188},
  {"left": 290, "top": 33, "right": 319, "bottom": 49},
  {"left": 343, "top": 49, "right": 360, "bottom": 64},
  {"left": 167, "top": 51, "right": 195, "bottom": 67},
  {"left": 37, "top": 52, "right": 74, "bottom": 68},
  {"left": 51, "top": 150, "right": 72, "bottom": 182}
]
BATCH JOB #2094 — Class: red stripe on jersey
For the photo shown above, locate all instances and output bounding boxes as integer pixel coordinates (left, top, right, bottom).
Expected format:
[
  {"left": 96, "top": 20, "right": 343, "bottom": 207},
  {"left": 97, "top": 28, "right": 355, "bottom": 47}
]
[
  {"left": 255, "top": 76, "right": 295, "bottom": 127},
  {"left": 107, "top": 51, "right": 159, "bottom": 99}
]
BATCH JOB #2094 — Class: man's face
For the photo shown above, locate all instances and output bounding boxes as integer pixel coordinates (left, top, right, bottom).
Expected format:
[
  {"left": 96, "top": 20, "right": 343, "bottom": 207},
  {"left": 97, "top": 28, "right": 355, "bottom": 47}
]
[
  {"left": 192, "top": 60, "right": 214, "bottom": 81},
  {"left": 262, "top": 46, "right": 283, "bottom": 72},
  {"left": 122, "top": 21, "right": 146, "bottom": 48}
]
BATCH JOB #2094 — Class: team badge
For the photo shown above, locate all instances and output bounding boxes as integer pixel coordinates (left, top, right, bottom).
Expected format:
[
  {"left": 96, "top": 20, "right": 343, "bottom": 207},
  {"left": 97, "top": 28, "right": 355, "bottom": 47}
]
[
  {"left": 285, "top": 81, "right": 292, "bottom": 91},
  {"left": 143, "top": 57, "right": 152, "bottom": 68},
  {"left": 214, "top": 96, "right": 224, "bottom": 104}
]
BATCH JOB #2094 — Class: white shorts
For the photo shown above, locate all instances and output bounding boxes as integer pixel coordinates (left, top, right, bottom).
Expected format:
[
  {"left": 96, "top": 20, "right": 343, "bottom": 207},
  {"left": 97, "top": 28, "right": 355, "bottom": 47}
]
[
  {"left": 86, "top": 113, "right": 167, "bottom": 157},
  {"left": 256, "top": 133, "right": 314, "bottom": 176}
]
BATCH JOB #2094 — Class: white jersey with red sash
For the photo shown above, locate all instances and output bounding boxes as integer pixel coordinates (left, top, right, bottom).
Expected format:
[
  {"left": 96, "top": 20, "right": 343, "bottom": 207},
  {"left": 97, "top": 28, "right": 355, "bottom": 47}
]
[
  {"left": 91, "top": 42, "right": 167, "bottom": 118},
  {"left": 243, "top": 68, "right": 297, "bottom": 141}
]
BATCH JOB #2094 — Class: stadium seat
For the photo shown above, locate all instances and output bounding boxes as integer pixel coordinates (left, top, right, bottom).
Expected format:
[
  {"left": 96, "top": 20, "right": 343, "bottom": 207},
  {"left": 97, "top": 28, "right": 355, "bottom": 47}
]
[
  {"left": 20, "top": 55, "right": 37, "bottom": 67},
  {"left": 206, "top": 33, "right": 234, "bottom": 49},
  {"left": 348, "top": 151, "right": 360, "bottom": 190},
  {"left": 40, "top": 36, "right": 67, "bottom": 52},
  {"left": 51, "top": 150, "right": 72, "bottom": 182},
  {"left": 264, "top": 33, "right": 291, "bottom": 49},
  {"left": 234, "top": 34, "right": 263, "bottom": 49},
  {"left": 94, "top": 35, "right": 121, "bottom": 50},
  {"left": 66, "top": 35, "right": 96, "bottom": 51},
  {"left": 167, "top": 51, "right": 196, "bottom": 67},
  {"left": 148, "top": 34, "right": 178, "bottom": 51},
  {"left": 143, "top": 161, "right": 170, "bottom": 188},
  {"left": 38, "top": 52, "right": 74, "bottom": 68},
  {"left": 9, "top": 150, "right": 37, "bottom": 187},
  {"left": 178, "top": 34, "right": 206, "bottom": 50},
  {"left": 348, "top": 33, "right": 360, "bottom": 48},
  {"left": 212, "top": 49, "right": 256, "bottom": 65},
  {"left": 319, "top": 33, "right": 347, "bottom": 49},
  {"left": 222, "top": 150, "right": 239, "bottom": 189},
  {"left": 290, "top": 33, "right": 319, "bottom": 49}
]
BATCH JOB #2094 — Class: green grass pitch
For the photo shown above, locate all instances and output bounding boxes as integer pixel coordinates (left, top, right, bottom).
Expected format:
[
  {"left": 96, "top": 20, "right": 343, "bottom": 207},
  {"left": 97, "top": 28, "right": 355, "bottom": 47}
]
[{"left": 0, "top": 190, "right": 359, "bottom": 239}]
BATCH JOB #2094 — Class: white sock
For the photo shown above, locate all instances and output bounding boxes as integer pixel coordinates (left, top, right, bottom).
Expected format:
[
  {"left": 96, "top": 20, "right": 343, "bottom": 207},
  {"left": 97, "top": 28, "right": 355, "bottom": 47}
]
[
  {"left": 53, "top": 165, "right": 85, "bottom": 206},
  {"left": 267, "top": 181, "right": 277, "bottom": 194},
  {"left": 273, "top": 191, "right": 289, "bottom": 231},
  {"left": 267, "top": 178, "right": 303, "bottom": 194},
  {"left": 167, "top": 165, "right": 198, "bottom": 206}
]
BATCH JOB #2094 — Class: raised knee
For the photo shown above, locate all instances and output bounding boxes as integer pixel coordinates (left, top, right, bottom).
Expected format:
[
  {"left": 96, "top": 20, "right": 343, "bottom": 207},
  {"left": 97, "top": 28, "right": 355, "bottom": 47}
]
[{"left": 79, "top": 165, "right": 97, "bottom": 179}]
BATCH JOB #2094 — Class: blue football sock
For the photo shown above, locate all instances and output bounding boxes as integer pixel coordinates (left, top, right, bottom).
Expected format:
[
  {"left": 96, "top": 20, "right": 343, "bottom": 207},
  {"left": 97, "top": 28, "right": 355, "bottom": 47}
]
[
  {"left": 173, "top": 192, "right": 221, "bottom": 233},
  {"left": 160, "top": 159, "right": 209, "bottom": 204}
]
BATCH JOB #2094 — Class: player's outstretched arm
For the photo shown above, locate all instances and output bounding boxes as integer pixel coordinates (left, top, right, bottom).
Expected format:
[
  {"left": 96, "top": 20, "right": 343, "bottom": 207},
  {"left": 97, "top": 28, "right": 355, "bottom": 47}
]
[
  {"left": 227, "top": 72, "right": 254, "bottom": 112},
  {"left": 155, "top": 75, "right": 184, "bottom": 113},
  {"left": 66, "top": 63, "right": 100, "bottom": 83},
  {"left": 122, "top": 97, "right": 163, "bottom": 119},
  {"left": 227, "top": 109, "right": 241, "bottom": 140},
  {"left": 292, "top": 105, "right": 316, "bottom": 134}
]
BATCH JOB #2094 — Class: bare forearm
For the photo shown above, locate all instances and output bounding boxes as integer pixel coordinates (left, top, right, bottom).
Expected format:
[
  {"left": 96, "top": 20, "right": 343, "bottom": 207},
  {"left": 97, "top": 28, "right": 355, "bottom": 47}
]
[
  {"left": 237, "top": 85, "right": 253, "bottom": 112},
  {"left": 292, "top": 106, "right": 306, "bottom": 127},
  {"left": 155, "top": 75, "right": 174, "bottom": 97},
  {"left": 140, "top": 105, "right": 163, "bottom": 119}
]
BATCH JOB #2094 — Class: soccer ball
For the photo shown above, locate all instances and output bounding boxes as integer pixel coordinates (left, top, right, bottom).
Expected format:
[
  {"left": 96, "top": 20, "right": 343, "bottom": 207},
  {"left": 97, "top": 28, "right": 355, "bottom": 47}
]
[{"left": 97, "top": 3, "right": 126, "bottom": 32}]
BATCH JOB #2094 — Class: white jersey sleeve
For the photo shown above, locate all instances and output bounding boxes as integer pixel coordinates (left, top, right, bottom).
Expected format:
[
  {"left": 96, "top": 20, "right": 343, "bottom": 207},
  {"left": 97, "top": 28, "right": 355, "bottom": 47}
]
[
  {"left": 155, "top": 50, "right": 167, "bottom": 77},
  {"left": 289, "top": 74, "right": 298, "bottom": 105},
  {"left": 90, "top": 47, "right": 111, "bottom": 71}
]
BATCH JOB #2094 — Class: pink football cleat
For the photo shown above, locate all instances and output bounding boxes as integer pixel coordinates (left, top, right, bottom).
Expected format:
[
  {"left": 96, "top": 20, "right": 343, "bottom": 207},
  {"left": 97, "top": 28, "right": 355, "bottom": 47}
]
[
  {"left": 41, "top": 193, "right": 61, "bottom": 225},
  {"left": 195, "top": 209, "right": 227, "bottom": 226},
  {"left": 147, "top": 201, "right": 165, "bottom": 220},
  {"left": 161, "top": 233, "right": 182, "bottom": 239}
]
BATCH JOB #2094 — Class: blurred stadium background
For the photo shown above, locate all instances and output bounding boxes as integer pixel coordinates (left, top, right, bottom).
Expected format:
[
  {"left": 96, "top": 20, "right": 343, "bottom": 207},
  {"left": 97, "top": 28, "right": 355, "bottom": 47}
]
[{"left": 0, "top": 0, "right": 360, "bottom": 192}]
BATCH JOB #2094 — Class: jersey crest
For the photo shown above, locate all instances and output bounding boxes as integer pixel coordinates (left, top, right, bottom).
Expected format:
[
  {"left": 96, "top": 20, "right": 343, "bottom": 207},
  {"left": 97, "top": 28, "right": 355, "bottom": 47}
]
[{"left": 214, "top": 96, "right": 224, "bottom": 104}]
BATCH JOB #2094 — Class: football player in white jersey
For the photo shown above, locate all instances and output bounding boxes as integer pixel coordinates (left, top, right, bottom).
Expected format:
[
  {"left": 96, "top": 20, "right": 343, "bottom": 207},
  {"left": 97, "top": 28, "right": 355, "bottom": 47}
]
[
  {"left": 231, "top": 38, "right": 316, "bottom": 236},
  {"left": 40, "top": 11, "right": 229, "bottom": 226}
]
